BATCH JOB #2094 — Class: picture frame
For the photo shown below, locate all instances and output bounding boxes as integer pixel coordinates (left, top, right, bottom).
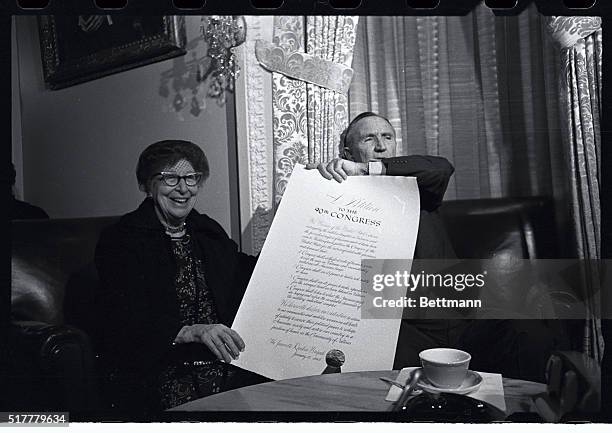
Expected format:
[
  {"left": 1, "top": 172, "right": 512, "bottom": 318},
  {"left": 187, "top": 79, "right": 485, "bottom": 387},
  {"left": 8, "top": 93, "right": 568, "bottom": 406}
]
[{"left": 38, "top": 15, "right": 187, "bottom": 90}]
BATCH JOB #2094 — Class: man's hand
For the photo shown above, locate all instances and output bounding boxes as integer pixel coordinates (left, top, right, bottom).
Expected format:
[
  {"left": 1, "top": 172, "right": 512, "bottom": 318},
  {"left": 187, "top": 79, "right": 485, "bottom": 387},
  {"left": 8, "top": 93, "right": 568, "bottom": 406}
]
[
  {"left": 175, "top": 324, "right": 245, "bottom": 363},
  {"left": 306, "top": 158, "right": 368, "bottom": 183}
]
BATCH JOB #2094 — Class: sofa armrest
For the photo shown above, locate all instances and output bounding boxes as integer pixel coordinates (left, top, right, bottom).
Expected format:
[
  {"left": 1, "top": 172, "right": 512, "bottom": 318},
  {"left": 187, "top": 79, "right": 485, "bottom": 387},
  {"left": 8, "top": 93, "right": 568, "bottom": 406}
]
[
  {"left": 10, "top": 321, "right": 91, "bottom": 360},
  {"left": 8, "top": 321, "right": 99, "bottom": 414}
]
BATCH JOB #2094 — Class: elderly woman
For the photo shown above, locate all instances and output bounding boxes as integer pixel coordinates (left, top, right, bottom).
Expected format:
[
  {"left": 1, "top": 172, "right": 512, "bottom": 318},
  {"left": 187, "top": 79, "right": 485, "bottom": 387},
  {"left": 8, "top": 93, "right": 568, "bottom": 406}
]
[{"left": 95, "top": 140, "right": 264, "bottom": 414}]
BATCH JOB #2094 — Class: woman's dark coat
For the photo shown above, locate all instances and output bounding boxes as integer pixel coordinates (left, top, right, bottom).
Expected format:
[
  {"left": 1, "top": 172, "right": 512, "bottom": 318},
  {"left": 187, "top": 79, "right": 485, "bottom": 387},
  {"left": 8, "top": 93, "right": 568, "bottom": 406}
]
[{"left": 95, "top": 198, "right": 257, "bottom": 378}]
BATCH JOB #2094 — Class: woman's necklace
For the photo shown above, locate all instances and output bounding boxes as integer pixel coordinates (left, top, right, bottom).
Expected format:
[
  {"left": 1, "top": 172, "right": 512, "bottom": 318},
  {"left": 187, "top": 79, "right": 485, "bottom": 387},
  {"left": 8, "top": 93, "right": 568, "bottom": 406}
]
[
  {"left": 161, "top": 221, "right": 186, "bottom": 236},
  {"left": 153, "top": 205, "right": 187, "bottom": 236}
]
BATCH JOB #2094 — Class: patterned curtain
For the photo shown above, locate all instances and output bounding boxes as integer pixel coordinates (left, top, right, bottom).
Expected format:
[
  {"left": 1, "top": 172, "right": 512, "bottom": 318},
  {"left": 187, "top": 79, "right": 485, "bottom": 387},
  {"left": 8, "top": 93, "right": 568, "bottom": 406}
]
[
  {"left": 546, "top": 16, "right": 602, "bottom": 262},
  {"left": 270, "top": 17, "right": 309, "bottom": 207},
  {"left": 546, "top": 16, "right": 603, "bottom": 362},
  {"left": 237, "top": 16, "right": 359, "bottom": 254},
  {"left": 271, "top": 16, "right": 359, "bottom": 206}
]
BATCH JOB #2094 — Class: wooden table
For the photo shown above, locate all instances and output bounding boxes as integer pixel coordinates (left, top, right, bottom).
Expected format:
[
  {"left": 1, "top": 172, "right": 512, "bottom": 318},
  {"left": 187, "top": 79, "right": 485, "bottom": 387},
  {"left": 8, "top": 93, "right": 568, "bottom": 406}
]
[{"left": 169, "top": 370, "right": 546, "bottom": 415}]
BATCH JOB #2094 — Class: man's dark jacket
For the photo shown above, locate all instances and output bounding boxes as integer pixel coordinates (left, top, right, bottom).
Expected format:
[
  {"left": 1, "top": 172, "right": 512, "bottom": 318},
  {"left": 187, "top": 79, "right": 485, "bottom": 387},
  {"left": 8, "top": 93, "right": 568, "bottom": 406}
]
[{"left": 383, "top": 156, "right": 456, "bottom": 260}]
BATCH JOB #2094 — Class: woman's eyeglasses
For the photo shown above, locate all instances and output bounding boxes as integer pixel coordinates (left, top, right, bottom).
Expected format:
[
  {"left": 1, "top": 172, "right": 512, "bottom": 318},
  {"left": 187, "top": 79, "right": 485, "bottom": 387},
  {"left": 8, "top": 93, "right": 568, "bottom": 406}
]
[{"left": 154, "top": 172, "right": 203, "bottom": 187}]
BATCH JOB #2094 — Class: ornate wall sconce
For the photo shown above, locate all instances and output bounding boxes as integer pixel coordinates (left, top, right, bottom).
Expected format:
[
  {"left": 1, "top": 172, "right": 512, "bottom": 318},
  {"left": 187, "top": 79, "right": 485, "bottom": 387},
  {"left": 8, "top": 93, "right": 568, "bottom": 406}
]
[{"left": 199, "top": 16, "right": 247, "bottom": 102}]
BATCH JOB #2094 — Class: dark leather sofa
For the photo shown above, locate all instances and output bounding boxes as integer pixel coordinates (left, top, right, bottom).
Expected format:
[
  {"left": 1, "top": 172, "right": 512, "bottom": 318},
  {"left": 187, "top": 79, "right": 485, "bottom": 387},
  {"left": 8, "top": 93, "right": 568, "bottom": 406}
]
[
  {"left": 439, "top": 197, "right": 558, "bottom": 260},
  {"left": 8, "top": 216, "right": 118, "bottom": 417},
  {"left": 6, "top": 197, "right": 580, "bottom": 417}
]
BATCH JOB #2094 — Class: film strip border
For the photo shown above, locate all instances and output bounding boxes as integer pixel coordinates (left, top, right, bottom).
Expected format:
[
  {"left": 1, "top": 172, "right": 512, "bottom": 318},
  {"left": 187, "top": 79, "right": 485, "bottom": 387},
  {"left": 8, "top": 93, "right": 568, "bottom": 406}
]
[{"left": 4, "top": 0, "right": 610, "bottom": 16}]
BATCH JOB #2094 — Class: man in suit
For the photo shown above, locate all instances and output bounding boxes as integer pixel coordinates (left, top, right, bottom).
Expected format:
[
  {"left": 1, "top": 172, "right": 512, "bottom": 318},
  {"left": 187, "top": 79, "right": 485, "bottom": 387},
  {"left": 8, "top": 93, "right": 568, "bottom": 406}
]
[
  {"left": 315, "top": 111, "right": 456, "bottom": 260},
  {"left": 314, "top": 112, "right": 555, "bottom": 381}
]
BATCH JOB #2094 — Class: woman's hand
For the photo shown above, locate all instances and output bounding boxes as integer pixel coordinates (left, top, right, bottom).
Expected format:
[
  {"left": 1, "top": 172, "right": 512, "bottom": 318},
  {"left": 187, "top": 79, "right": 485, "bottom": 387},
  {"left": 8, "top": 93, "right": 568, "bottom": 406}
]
[{"left": 175, "top": 324, "right": 245, "bottom": 363}]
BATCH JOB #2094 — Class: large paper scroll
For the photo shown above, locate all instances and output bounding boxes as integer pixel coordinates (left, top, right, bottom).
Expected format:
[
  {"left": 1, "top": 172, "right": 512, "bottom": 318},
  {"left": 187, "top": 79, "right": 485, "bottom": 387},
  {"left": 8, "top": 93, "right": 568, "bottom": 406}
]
[{"left": 232, "top": 165, "right": 420, "bottom": 380}]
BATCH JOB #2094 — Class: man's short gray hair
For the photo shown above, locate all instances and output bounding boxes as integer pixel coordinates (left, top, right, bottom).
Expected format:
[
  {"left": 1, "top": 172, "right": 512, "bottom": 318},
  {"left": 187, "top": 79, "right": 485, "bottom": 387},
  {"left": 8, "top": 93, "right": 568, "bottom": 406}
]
[{"left": 342, "top": 112, "right": 394, "bottom": 149}]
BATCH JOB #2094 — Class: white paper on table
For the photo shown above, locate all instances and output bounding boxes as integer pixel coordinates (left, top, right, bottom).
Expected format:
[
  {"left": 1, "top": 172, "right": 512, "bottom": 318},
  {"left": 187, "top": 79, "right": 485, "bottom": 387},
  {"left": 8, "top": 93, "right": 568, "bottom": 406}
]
[
  {"left": 232, "top": 165, "right": 420, "bottom": 380},
  {"left": 385, "top": 367, "right": 507, "bottom": 413}
]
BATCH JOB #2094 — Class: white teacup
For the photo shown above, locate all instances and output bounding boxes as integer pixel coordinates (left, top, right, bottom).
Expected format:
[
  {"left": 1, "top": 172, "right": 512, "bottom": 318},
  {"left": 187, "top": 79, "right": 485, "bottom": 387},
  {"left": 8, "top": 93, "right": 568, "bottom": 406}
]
[{"left": 419, "top": 348, "right": 471, "bottom": 389}]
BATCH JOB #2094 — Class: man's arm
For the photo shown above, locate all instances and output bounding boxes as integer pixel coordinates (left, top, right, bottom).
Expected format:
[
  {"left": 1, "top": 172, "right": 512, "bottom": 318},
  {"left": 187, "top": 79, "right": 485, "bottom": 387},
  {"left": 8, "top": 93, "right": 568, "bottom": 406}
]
[
  {"left": 311, "top": 155, "right": 454, "bottom": 212},
  {"left": 382, "top": 156, "right": 454, "bottom": 211}
]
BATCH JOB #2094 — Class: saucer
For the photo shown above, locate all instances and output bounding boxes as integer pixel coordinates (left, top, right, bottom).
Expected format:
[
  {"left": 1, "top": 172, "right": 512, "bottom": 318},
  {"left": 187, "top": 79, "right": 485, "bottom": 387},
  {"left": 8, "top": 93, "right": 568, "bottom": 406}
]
[{"left": 418, "top": 370, "right": 483, "bottom": 395}]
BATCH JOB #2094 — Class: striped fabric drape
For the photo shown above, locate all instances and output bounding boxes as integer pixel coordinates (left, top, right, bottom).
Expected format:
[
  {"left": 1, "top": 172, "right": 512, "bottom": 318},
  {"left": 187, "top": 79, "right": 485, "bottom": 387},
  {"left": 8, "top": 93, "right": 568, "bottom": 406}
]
[
  {"left": 349, "top": 4, "right": 565, "bottom": 205},
  {"left": 305, "top": 16, "right": 358, "bottom": 164}
]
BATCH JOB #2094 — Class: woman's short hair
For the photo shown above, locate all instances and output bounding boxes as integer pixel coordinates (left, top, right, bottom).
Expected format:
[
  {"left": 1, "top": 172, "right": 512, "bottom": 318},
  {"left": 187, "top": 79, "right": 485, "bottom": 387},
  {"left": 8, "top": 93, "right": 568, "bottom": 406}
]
[{"left": 136, "top": 140, "right": 210, "bottom": 191}]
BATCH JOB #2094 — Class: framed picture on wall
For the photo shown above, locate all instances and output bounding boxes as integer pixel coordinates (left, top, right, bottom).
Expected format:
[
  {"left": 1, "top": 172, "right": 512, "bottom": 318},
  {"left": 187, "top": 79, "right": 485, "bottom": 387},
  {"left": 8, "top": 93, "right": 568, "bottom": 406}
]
[{"left": 38, "top": 15, "right": 187, "bottom": 90}]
